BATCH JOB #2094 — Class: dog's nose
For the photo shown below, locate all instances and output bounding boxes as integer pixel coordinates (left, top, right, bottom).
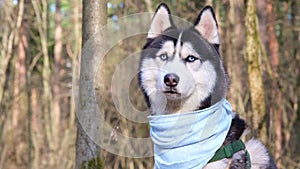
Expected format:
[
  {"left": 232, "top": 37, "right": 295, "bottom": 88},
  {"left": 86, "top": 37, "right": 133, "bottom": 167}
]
[{"left": 164, "top": 73, "right": 179, "bottom": 87}]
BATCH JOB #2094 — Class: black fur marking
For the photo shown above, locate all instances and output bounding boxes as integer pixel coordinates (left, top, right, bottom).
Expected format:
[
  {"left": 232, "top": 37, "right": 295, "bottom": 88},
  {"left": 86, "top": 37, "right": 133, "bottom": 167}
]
[
  {"left": 137, "top": 73, "right": 151, "bottom": 108},
  {"left": 198, "top": 95, "right": 211, "bottom": 109},
  {"left": 267, "top": 157, "right": 278, "bottom": 169},
  {"left": 223, "top": 114, "right": 246, "bottom": 146},
  {"left": 144, "top": 28, "right": 179, "bottom": 49},
  {"left": 223, "top": 115, "right": 248, "bottom": 168},
  {"left": 213, "top": 44, "right": 220, "bottom": 55},
  {"left": 229, "top": 153, "right": 248, "bottom": 169},
  {"left": 180, "top": 29, "right": 218, "bottom": 62}
]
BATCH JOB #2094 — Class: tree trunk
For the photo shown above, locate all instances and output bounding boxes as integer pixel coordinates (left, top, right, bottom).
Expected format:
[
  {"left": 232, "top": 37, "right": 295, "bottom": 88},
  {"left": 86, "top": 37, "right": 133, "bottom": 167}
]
[
  {"left": 25, "top": 34, "right": 32, "bottom": 169},
  {"left": 13, "top": 0, "right": 26, "bottom": 128},
  {"left": 0, "top": 1, "right": 16, "bottom": 106},
  {"left": 227, "top": 0, "right": 246, "bottom": 118},
  {"left": 32, "top": 0, "right": 56, "bottom": 166},
  {"left": 20, "top": 2, "right": 33, "bottom": 168},
  {"left": 75, "top": 0, "right": 107, "bottom": 168},
  {"left": 245, "top": 0, "right": 267, "bottom": 143},
  {"left": 266, "top": 1, "right": 281, "bottom": 167},
  {"left": 53, "top": 0, "right": 63, "bottom": 148},
  {"left": 69, "top": 0, "right": 82, "bottom": 128}
]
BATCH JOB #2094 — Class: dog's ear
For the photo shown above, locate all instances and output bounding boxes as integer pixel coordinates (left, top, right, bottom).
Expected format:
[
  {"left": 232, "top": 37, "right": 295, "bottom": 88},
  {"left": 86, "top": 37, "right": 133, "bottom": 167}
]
[
  {"left": 194, "top": 6, "right": 220, "bottom": 45},
  {"left": 147, "top": 3, "right": 173, "bottom": 39}
]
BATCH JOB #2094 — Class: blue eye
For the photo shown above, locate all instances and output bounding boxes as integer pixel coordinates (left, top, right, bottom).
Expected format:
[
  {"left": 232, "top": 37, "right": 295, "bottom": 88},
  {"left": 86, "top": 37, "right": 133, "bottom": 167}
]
[
  {"left": 186, "top": 55, "right": 197, "bottom": 62},
  {"left": 160, "top": 53, "right": 168, "bottom": 61}
]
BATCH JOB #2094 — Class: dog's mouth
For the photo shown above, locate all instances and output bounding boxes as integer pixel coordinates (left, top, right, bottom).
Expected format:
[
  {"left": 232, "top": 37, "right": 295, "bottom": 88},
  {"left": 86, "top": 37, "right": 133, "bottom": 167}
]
[{"left": 163, "top": 88, "right": 181, "bottom": 97}]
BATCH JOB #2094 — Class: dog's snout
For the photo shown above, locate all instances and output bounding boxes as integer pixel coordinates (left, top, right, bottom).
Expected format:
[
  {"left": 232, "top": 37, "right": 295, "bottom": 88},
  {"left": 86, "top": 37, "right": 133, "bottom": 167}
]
[{"left": 164, "top": 73, "right": 179, "bottom": 87}]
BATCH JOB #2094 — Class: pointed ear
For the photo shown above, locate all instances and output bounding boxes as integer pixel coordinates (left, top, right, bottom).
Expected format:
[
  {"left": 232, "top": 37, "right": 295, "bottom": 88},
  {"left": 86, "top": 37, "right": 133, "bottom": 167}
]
[
  {"left": 147, "top": 3, "right": 173, "bottom": 39},
  {"left": 194, "top": 6, "right": 220, "bottom": 44}
]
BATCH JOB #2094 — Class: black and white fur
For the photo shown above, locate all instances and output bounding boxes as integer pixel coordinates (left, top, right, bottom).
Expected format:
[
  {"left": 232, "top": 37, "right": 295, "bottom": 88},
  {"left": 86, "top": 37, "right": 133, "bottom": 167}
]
[{"left": 138, "top": 3, "right": 277, "bottom": 169}]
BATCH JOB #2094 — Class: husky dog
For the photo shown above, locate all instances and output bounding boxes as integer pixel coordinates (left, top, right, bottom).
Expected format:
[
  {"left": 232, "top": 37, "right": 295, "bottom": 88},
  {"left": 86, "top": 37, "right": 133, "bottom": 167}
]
[{"left": 138, "top": 3, "right": 277, "bottom": 169}]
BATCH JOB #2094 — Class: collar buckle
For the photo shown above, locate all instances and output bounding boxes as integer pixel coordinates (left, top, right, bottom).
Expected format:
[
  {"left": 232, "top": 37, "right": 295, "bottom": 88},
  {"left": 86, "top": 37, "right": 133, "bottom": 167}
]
[{"left": 208, "top": 139, "right": 251, "bottom": 169}]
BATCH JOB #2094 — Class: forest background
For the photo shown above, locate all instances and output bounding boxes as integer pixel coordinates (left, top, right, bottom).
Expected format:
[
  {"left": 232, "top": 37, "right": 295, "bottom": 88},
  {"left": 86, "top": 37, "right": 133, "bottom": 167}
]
[{"left": 0, "top": 0, "right": 299, "bottom": 169}]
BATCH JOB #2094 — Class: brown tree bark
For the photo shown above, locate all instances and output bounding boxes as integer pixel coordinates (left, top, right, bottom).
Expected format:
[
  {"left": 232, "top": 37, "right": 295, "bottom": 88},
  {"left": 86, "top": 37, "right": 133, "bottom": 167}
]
[
  {"left": 31, "top": 87, "right": 40, "bottom": 169},
  {"left": 1, "top": 1, "right": 27, "bottom": 168},
  {"left": 13, "top": 0, "right": 26, "bottom": 128},
  {"left": 266, "top": 1, "right": 281, "bottom": 167},
  {"left": 227, "top": 0, "right": 246, "bottom": 118},
  {"left": 75, "top": 0, "right": 107, "bottom": 168},
  {"left": 245, "top": 0, "right": 267, "bottom": 143},
  {"left": 256, "top": 0, "right": 268, "bottom": 47},
  {"left": 53, "top": 0, "right": 63, "bottom": 148},
  {"left": 20, "top": 2, "right": 33, "bottom": 167}
]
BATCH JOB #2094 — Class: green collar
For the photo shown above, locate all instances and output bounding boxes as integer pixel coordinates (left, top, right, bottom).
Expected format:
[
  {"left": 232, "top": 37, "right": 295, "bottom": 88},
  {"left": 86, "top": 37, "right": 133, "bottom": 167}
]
[{"left": 208, "top": 139, "right": 251, "bottom": 169}]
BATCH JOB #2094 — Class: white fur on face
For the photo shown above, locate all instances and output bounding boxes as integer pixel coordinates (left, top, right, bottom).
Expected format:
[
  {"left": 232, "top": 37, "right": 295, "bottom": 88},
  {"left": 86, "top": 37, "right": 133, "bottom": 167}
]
[
  {"left": 140, "top": 58, "right": 167, "bottom": 115},
  {"left": 156, "top": 41, "right": 175, "bottom": 61},
  {"left": 156, "top": 32, "right": 196, "bottom": 100},
  {"left": 140, "top": 33, "right": 217, "bottom": 114}
]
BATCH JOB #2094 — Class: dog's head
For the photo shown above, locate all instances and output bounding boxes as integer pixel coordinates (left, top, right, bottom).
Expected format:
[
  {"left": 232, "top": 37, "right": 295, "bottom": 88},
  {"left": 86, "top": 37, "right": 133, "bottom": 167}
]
[{"left": 139, "top": 3, "right": 228, "bottom": 114}]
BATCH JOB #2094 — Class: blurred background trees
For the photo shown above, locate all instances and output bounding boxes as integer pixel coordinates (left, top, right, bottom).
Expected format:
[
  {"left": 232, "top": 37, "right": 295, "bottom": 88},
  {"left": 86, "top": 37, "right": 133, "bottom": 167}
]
[{"left": 0, "top": 0, "right": 299, "bottom": 168}]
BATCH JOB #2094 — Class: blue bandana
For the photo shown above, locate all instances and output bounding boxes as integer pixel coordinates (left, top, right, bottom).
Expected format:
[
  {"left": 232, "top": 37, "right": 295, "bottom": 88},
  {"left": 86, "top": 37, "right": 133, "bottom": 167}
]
[{"left": 148, "top": 99, "right": 232, "bottom": 169}]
